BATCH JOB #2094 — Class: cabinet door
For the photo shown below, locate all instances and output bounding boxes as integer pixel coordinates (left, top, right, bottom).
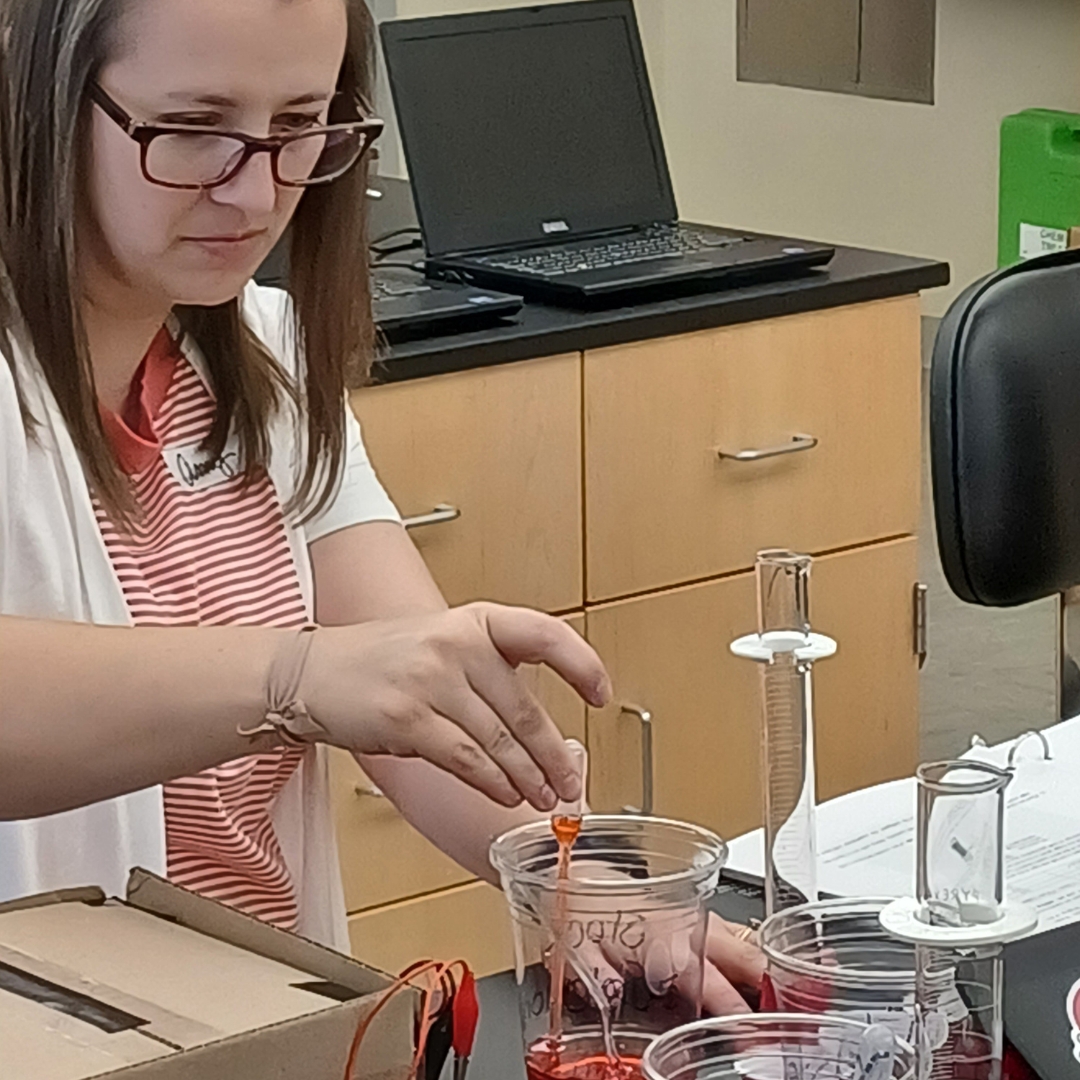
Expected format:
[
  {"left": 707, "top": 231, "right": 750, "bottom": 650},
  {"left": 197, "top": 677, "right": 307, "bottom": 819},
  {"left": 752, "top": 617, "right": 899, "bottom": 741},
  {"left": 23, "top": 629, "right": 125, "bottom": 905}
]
[
  {"left": 348, "top": 880, "right": 513, "bottom": 979},
  {"left": 585, "top": 539, "right": 919, "bottom": 840},
  {"left": 335, "top": 615, "right": 587, "bottom": 914},
  {"left": 352, "top": 354, "right": 583, "bottom": 612},
  {"left": 584, "top": 298, "right": 921, "bottom": 601}
]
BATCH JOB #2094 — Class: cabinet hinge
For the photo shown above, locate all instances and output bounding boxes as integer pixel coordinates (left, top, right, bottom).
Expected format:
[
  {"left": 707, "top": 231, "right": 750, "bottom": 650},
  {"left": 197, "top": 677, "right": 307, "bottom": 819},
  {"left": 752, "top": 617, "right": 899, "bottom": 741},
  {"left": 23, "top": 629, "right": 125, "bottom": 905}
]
[{"left": 914, "top": 582, "right": 929, "bottom": 669}]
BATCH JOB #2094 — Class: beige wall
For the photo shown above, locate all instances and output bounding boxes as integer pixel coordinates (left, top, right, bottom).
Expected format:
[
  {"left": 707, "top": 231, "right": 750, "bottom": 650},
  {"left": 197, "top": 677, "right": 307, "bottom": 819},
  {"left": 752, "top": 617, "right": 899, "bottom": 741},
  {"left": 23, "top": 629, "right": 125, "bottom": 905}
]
[
  {"left": 648, "top": 0, "right": 1080, "bottom": 313},
  {"left": 378, "top": 0, "right": 1080, "bottom": 313}
]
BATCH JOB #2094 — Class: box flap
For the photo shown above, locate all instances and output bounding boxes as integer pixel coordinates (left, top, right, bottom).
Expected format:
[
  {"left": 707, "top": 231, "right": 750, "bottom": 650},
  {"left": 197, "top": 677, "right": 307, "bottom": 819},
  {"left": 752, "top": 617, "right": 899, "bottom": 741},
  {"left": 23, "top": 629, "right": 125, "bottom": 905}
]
[
  {"left": 0, "top": 991, "right": 171, "bottom": 1080},
  {"left": 0, "top": 887, "right": 106, "bottom": 915},
  {"left": 0, "top": 900, "right": 341, "bottom": 1047},
  {"left": 126, "top": 870, "right": 389, "bottom": 995},
  {"left": 103, "top": 991, "right": 414, "bottom": 1080},
  {"left": 0, "top": 942, "right": 222, "bottom": 1048},
  {"left": 0, "top": 873, "right": 414, "bottom": 1080}
]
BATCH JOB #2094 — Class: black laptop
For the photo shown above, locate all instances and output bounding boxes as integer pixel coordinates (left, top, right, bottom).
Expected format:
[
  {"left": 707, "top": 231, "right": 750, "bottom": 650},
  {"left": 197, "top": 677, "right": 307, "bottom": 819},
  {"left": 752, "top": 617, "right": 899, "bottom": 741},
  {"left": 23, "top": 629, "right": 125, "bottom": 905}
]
[
  {"left": 255, "top": 230, "right": 522, "bottom": 341},
  {"left": 369, "top": 265, "right": 522, "bottom": 340},
  {"left": 379, "top": 0, "right": 834, "bottom": 305}
]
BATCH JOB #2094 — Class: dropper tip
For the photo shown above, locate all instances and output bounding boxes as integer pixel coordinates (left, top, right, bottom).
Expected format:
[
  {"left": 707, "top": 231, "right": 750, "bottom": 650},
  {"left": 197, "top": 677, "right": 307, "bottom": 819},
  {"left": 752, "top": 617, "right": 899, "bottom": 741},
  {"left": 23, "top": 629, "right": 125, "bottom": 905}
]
[{"left": 554, "top": 738, "right": 588, "bottom": 820}]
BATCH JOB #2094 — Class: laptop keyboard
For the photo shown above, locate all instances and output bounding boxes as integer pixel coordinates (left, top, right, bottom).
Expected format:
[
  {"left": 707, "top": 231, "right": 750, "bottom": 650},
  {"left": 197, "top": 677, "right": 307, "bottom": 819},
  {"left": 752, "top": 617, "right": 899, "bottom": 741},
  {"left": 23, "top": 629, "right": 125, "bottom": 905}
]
[{"left": 475, "top": 225, "right": 752, "bottom": 277}]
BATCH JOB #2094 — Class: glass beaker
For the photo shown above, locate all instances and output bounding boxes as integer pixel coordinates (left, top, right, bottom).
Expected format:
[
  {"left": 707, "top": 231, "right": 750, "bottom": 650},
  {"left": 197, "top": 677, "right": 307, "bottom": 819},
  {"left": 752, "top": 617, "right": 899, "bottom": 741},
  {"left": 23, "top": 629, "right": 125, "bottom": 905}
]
[
  {"left": 760, "top": 898, "right": 956, "bottom": 1051},
  {"left": 879, "top": 760, "right": 1036, "bottom": 1080},
  {"left": 913, "top": 761, "right": 1013, "bottom": 1080},
  {"left": 915, "top": 761, "right": 1010, "bottom": 929},
  {"left": 490, "top": 815, "right": 726, "bottom": 1080},
  {"left": 641, "top": 1013, "right": 917, "bottom": 1080}
]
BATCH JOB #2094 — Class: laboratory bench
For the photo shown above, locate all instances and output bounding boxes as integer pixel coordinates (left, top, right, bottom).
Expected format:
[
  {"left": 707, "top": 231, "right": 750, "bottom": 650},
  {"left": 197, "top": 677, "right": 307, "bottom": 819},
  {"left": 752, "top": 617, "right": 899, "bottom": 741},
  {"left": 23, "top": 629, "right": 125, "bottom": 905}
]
[{"left": 336, "top": 177, "right": 950, "bottom": 978}]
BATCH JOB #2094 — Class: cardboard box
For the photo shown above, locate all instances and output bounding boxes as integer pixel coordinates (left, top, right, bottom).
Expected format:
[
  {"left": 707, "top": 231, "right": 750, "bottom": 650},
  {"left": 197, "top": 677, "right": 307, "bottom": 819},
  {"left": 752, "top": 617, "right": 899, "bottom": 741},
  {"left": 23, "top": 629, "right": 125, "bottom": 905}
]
[
  {"left": 1069, "top": 227, "right": 1080, "bottom": 250},
  {"left": 0, "top": 869, "right": 414, "bottom": 1080}
]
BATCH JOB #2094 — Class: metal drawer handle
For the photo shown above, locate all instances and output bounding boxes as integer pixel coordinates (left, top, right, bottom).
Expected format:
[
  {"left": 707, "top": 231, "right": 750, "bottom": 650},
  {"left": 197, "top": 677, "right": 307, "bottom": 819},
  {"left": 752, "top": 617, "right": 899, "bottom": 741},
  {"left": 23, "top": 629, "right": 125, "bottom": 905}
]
[
  {"left": 619, "top": 704, "right": 654, "bottom": 816},
  {"left": 402, "top": 503, "right": 461, "bottom": 531},
  {"left": 716, "top": 434, "right": 818, "bottom": 462}
]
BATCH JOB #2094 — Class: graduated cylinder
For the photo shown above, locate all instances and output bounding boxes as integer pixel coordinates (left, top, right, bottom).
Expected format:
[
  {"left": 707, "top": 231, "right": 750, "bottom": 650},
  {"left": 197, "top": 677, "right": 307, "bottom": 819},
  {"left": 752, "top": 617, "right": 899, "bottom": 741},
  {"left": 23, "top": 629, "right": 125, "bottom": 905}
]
[{"left": 731, "top": 550, "right": 836, "bottom": 917}]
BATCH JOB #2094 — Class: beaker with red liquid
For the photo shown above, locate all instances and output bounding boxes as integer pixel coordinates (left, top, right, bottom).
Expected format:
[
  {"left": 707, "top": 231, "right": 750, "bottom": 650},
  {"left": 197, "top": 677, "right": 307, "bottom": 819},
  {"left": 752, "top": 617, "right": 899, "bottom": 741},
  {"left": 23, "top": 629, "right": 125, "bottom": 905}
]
[
  {"left": 490, "top": 816, "right": 726, "bottom": 1080},
  {"left": 525, "top": 1034, "right": 642, "bottom": 1080},
  {"left": 641, "top": 1013, "right": 916, "bottom": 1080}
]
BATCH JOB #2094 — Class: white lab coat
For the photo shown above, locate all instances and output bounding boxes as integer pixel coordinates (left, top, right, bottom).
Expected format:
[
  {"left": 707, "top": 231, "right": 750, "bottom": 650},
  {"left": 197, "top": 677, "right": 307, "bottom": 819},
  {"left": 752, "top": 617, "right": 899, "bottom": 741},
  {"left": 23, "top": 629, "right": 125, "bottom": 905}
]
[{"left": 0, "top": 283, "right": 400, "bottom": 950}]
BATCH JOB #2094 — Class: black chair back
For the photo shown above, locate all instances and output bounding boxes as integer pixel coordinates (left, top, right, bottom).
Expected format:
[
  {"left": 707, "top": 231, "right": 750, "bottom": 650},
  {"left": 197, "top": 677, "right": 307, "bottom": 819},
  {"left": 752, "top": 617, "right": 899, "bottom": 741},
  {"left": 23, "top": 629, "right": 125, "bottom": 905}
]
[{"left": 931, "top": 248, "right": 1080, "bottom": 608}]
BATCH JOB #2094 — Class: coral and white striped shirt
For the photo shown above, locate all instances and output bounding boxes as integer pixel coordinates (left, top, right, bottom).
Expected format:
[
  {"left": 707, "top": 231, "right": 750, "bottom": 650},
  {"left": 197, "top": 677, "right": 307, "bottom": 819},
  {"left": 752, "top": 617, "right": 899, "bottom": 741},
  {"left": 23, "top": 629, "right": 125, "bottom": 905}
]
[{"left": 95, "top": 328, "right": 308, "bottom": 929}]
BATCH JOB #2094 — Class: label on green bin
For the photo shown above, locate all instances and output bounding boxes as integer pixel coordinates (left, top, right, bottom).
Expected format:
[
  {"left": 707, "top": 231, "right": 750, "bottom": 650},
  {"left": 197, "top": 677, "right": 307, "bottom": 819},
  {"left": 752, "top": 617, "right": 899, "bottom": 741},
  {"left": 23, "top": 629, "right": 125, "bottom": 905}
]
[{"left": 1019, "top": 222, "right": 1070, "bottom": 260}]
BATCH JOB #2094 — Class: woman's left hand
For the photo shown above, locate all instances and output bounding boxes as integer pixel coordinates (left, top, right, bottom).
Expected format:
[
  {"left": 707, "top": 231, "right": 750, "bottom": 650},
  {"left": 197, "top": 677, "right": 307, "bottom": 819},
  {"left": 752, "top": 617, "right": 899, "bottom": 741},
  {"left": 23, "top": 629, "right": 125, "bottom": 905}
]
[
  {"left": 702, "top": 913, "right": 765, "bottom": 1015},
  {"left": 566, "top": 906, "right": 765, "bottom": 1018}
]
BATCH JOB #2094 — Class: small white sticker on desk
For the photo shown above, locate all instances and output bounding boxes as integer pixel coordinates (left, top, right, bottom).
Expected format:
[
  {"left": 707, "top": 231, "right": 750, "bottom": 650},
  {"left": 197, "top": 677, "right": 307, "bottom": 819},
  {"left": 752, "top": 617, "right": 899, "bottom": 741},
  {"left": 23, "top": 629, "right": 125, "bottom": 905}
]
[{"left": 1019, "top": 223, "right": 1069, "bottom": 260}]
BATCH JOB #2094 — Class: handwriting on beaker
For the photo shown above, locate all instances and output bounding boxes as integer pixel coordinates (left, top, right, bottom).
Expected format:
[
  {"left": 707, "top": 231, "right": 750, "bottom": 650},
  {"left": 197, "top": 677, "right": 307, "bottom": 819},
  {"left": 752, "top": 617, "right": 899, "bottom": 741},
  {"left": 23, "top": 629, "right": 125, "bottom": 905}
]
[{"left": 559, "top": 910, "right": 648, "bottom": 951}]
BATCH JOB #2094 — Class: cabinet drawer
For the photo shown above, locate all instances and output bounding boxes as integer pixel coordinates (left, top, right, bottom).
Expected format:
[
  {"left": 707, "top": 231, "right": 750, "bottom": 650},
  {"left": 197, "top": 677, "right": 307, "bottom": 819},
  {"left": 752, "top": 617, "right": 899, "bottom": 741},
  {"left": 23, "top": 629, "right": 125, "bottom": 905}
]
[
  {"left": 585, "top": 538, "right": 919, "bottom": 840},
  {"left": 348, "top": 880, "right": 513, "bottom": 978},
  {"left": 334, "top": 615, "right": 587, "bottom": 914},
  {"left": 583, "top": 298, "right": 921, "bottom": 601},
  {"left": 352, "top": 354, "right": 583, "bottom": 612}
]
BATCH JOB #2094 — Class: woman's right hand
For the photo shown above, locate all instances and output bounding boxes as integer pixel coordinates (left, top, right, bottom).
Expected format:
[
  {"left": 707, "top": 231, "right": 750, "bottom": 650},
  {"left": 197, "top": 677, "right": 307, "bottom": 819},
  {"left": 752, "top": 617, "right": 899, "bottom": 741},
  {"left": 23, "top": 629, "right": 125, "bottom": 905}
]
[{"left": 300, "top": 602, "right": 612, "bottom": 811}]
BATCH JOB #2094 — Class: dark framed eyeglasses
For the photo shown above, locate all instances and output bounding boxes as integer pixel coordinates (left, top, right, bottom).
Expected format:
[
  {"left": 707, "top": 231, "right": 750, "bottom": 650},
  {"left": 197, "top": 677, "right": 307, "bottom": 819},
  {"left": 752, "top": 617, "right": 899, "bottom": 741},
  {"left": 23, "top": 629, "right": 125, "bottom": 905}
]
[{"left": 87, "top": 83, "right": 383, "bottom": 190}]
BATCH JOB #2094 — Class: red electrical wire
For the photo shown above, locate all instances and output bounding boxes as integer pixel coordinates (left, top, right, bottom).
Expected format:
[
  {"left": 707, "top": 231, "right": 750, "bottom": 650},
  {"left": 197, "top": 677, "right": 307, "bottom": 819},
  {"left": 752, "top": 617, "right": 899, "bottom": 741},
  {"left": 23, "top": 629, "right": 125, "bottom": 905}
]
[{"left": 342, "top": 958, "right": 475, "bottom": 1080}]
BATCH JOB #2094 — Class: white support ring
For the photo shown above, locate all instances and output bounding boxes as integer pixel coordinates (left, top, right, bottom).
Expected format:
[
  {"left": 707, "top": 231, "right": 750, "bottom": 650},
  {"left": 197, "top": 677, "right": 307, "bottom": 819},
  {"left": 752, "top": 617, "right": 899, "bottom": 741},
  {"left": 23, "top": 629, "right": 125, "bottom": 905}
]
[
  {"left": 730, "top": 631, "right": 838, "bottom": 663},
  {"left": 879, "top": 897, "right": 1039, "bottom": 948}
]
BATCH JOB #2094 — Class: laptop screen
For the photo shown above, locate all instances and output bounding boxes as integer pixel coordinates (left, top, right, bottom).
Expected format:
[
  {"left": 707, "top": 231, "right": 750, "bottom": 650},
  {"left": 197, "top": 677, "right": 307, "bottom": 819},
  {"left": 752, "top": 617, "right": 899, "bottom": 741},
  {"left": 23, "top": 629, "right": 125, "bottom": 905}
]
[{"left": 380, "top": 1, "right": 677, "bottom": 257}]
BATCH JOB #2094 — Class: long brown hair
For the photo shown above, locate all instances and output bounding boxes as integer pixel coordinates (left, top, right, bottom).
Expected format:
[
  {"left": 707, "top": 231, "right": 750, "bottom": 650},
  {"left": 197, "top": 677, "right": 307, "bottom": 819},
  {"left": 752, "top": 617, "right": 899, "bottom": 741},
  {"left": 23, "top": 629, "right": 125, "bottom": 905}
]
[{"left": 0, "top": 0, "right": 377, "bottom": 521}]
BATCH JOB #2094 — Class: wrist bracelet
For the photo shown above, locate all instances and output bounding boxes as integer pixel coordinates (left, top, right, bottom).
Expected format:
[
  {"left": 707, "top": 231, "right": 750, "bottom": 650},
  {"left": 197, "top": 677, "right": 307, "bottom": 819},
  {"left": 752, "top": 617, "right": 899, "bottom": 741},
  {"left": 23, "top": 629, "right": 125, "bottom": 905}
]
[{"left": 237, "top": 625, "right": 329, "bottom": 747}]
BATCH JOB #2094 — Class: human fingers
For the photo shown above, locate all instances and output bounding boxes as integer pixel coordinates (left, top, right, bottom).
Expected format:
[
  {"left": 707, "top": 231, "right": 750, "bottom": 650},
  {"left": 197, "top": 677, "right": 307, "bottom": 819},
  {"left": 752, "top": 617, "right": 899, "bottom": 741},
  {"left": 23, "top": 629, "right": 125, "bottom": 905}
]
[
  {"left": 700, "top": 960, "right": 753, "bottom": 1017},
  {"left": 565, "top": 939, "right": 625, "bottom": 1017},
  {"left": 705, "top": 913, "right": 765, "bottom": 992},
  {"left": 479, "top": 605, "right": 612, "bottom": 708},
  {"left": 434, "top": 680, "right": 555, "bottom": 811},
  {"left": 644, "top": 931, "right": 695, "bottom": 997},
  {"left": 460, "top": 624, "right": 582, "bottom": 803},
  {"left": 376, "top": 706, "right": 523, "bottom": 808}
]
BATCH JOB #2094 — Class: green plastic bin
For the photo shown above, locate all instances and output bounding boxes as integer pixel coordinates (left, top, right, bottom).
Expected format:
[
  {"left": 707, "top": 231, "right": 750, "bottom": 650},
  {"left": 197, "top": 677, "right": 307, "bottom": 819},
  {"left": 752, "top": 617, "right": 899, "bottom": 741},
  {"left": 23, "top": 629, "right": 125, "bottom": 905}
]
[{"left": 999, "top": 109, "right": 1080, "bottom": 266}]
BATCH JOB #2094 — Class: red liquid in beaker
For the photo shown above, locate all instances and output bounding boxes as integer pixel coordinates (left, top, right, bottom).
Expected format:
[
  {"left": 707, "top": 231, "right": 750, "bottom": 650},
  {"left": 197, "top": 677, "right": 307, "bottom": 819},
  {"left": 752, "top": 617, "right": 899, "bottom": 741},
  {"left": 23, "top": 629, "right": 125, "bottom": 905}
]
[{"left": 526, "top": 1040, "right": 642, "bottom": 1080}]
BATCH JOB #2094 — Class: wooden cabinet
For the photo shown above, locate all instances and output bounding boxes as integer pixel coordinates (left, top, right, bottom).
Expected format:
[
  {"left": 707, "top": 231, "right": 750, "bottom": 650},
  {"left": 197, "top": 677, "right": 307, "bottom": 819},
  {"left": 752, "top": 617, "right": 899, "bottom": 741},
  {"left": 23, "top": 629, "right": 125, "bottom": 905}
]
[
  {"left": 338, "top": 295, "right": 925, "bottom": 976},
  {"left": 351, "top": 353, "right": 582, "bottom": 612},
  {"left": 583, "top": 298, "right": 922, "bottom": 601},
  {"left": 585, "top": 537, "right": 920, "bottom": 839},
  {"left": 331, "top": 752, "right": 473, "bottom": 915},
  {"left": 348, "top": 880, "right": 513, "bottom": 979}
]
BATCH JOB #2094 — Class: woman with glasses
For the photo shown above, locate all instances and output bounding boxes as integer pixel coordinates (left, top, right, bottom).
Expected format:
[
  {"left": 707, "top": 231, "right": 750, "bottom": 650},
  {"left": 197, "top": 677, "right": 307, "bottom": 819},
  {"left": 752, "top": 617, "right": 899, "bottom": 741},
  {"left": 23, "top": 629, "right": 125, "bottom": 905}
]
[
  {"left": 0, "top": 0, "right": 761, "bottom": 1011},
  {"left": 0, "top": 0, "right": 606, "bottom": 942}
]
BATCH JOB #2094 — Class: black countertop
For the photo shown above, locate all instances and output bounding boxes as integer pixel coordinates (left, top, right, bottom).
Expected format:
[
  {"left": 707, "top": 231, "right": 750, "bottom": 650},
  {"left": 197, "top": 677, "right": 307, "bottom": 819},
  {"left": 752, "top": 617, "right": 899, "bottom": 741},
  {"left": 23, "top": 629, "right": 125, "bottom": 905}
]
[{"left": 365, "top": 179, "right": 949, "bottom": 385}]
